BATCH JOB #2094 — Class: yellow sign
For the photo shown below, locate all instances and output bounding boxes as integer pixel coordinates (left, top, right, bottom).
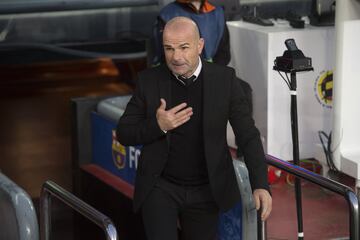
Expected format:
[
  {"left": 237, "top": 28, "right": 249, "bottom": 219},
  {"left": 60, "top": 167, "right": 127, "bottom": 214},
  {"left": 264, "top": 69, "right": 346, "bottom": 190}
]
[
  {"left": 112, "top": 130, "right": 126, "bottom": 169},
  {"left": 314, "top": 70, "right": 333, "bottom": 108}
]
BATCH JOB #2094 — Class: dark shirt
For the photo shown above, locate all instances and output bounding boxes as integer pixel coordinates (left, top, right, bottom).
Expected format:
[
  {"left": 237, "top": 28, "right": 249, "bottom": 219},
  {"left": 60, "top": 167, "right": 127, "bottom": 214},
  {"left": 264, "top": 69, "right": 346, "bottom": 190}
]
[{"left": 162, "top": 71, "right": 209, "bottom": 186}]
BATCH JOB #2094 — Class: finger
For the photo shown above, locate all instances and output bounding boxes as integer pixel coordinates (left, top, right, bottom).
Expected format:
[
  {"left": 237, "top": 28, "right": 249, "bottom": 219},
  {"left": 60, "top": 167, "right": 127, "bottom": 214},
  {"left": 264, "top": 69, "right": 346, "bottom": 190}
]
[
  {"left": 172, "top": 116, "right": 191, "bottom": 129},
  {"left": 261, "top": 203, "right": 267, "bottom": 221},
  {"left": 173, "top": 112, "right": 193, "bottom": 126},
  {"left": 159, "top": 98, "right": 166, "bottom": 110},
  {"left": 254, "top": 194, "right": 260, "bottom": 210},
  {"left": 259, "top": 194, "right": 272, "bottom": 221},
  {"left": 169, "top": 102, "right": 187, "bottom": 114},
  {"left": 261, "top": 198, "right": 272, "bottom": 221},
  {"left": 174, "top": 107, "right": 193, "bottom": 118}
]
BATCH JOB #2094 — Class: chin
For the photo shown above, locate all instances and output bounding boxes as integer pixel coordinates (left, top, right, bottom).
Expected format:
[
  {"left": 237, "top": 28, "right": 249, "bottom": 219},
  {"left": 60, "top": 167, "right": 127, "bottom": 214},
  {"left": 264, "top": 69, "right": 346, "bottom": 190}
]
[{"left": 172, "top": 68, "right": 186, "bottom": 76}]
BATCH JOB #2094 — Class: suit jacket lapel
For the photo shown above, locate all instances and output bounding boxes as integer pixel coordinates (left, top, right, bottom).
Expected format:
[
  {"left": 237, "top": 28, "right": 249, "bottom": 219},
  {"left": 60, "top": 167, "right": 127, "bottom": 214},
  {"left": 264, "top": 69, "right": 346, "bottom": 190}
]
[
  {"left": 202, "top": 61, "right": 217, "bottom": 131},
  {"left": 202, "top": 61, "right": 220, "bottom": 173}
]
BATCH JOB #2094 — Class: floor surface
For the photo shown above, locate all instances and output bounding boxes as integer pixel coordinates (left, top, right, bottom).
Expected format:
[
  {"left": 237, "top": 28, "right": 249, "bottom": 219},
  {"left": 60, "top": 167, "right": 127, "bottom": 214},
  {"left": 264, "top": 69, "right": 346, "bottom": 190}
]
[{"left": 267, "top": 170, "right": 353, "bottom": 240}]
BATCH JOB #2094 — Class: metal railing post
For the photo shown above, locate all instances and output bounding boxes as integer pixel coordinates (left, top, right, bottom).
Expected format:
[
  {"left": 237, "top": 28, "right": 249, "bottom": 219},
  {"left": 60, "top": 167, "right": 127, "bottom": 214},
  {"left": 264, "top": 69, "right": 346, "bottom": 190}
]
[
  {"left": 257, "top": 212, "right": 266, "bottom": 240},
  {"left": 346, "top": 190, "right": 359, "bottom": 240},
  {"left": 40, "top": 180, "right": 118, "bottom": 240},
  {"left": 40, "top": 189, "right": 51, "bottom": 240}
]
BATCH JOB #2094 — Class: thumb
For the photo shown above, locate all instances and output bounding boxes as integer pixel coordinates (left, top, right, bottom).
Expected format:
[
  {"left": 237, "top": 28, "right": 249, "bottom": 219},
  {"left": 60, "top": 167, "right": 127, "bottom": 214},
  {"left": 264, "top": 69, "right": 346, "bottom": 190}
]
[{"left": 159, "top": 98, "right": 166, "bottom": 110}]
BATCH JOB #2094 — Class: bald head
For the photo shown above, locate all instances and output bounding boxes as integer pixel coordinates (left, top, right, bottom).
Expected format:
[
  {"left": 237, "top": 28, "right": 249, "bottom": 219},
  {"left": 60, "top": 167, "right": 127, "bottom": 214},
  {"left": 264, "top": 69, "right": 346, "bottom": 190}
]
[
  {"left": 162, "top": 16, "right": 204, "bottom": 78},
  {"left": 163, "top": 17, "right": 200, "bottom": 41}
]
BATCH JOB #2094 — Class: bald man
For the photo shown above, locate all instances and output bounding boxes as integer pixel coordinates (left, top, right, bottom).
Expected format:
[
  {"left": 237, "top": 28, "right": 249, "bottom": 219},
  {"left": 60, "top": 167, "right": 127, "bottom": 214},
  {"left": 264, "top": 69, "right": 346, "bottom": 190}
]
[{"left": 117, "top": 17, "right": 271, "bottom": 240}]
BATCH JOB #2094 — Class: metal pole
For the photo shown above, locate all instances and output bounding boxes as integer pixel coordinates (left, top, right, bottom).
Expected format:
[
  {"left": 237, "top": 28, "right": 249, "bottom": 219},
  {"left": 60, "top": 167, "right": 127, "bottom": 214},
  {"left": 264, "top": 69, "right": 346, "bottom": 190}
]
[
  {"left": 40, "top": 189, "right": 51, "bottom": 240},
  {"left": 257, "top": 210, "right": 267, "bottom": 240},
  {"left": 290, "top": 72, "right": 304, "bottom": 240}
]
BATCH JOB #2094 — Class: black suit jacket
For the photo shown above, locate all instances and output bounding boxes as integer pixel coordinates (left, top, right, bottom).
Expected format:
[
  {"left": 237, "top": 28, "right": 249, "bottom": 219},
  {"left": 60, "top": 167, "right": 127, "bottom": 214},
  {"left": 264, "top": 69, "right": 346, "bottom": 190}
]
[{"left": 116, "top": 61, "right": 269, "bottom": 212}]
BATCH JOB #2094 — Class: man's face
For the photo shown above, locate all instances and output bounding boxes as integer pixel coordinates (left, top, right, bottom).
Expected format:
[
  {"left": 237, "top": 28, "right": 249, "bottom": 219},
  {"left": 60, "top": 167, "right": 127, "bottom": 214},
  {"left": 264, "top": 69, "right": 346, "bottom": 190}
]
[{"left": 163, "top": 27, "right": 204, "bottom": 78}]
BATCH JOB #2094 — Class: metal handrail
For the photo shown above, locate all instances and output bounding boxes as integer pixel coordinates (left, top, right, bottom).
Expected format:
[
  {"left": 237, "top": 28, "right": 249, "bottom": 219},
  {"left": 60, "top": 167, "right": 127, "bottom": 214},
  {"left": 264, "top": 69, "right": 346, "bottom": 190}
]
[
  {"left": 265, "top": 154, "right": 360, "bottom": 240},
  {"left": 40, "top": 180, "right": 118, "bottom": 240}
]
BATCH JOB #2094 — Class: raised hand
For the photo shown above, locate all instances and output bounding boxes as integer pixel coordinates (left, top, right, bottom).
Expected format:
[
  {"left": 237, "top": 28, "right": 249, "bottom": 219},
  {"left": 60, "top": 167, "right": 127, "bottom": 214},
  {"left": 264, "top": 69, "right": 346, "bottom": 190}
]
[{"left": 156, "top": 98, "right": 193, "bottom": 131}]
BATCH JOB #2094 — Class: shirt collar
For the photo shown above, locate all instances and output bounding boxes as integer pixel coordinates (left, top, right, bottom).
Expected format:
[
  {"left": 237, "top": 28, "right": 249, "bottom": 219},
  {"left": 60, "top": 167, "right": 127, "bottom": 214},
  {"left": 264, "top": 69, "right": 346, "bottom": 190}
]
[{"left": 174, "top": 57, "right": 202, "bottom": 85}]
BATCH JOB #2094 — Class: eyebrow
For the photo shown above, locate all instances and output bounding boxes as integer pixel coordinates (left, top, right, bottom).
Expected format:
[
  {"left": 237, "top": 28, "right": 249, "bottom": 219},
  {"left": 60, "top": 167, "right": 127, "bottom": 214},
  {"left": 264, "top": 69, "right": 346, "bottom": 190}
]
[
  {"left": 163, "top": 43, "right": 190, "bottom": 48},
  {"left": 180, "top": 43, "right": 190, "bottom": 47}
]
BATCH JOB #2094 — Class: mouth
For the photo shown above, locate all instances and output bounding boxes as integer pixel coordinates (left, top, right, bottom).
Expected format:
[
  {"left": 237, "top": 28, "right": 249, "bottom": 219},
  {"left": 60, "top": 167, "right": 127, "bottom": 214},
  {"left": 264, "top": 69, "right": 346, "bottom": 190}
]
[
  {"left": 168, "top": 61, "right": 188, "bottom": 74},
  {"left": 172, "top": 62, "right": 186, "bottom": 67}
]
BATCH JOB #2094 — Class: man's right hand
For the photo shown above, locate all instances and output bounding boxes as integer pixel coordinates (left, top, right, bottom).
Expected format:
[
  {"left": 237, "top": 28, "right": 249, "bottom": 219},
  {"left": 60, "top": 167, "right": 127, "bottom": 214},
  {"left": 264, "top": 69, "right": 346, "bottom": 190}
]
[{"left": 156, "top": 98, "right": 193, "bottom": 131}]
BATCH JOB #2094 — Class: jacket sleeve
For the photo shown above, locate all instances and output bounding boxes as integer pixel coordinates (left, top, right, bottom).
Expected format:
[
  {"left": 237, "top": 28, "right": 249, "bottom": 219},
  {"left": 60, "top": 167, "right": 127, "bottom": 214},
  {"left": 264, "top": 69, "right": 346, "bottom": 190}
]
[
  {"left": 116, "top": 77, "right": 165, "bottom": 146},
  {"left": 213, "top": 23, "right": 231, "bottom": 65},
  {"left": 228, "top": 71, "right": 269, "bottom": 191}
]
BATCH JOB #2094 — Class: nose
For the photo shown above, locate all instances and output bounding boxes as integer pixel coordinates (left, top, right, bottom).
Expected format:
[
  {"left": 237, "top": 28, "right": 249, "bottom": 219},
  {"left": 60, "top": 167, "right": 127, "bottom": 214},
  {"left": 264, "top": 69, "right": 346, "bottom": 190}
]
[{"left": 173, "top": 49, "right": 182, "bottom": 61}]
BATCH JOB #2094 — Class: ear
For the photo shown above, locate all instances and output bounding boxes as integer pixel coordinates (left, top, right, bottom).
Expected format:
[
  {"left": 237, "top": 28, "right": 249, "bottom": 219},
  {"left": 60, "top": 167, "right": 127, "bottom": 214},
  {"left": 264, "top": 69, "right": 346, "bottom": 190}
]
[{"left": 198, "top": 38, "right": 205, "bottom": 55}]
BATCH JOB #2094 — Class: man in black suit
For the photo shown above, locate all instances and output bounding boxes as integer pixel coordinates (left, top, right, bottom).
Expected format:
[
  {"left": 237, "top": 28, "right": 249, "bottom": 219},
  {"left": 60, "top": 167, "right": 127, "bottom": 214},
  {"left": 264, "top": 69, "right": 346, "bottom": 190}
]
[{"left": 116, "top": 16, "right": 272, "bottom": 240}]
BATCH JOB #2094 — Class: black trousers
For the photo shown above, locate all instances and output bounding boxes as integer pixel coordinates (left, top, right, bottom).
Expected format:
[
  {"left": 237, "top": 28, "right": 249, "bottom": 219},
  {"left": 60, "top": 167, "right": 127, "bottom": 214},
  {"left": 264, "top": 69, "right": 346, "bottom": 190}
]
[{"left": 142, "top": 177, "right": 220, "bottom": 240}]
